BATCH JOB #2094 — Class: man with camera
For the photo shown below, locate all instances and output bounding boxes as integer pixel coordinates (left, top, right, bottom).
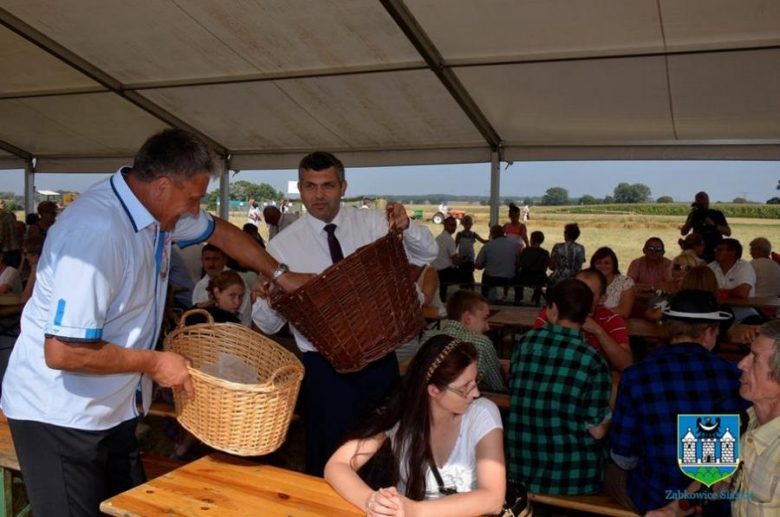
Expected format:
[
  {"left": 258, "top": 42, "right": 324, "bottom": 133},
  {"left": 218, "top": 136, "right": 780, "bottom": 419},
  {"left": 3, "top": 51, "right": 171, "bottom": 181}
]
[{"left": 680, "top": 191, "right": 731, "bottom": 263}]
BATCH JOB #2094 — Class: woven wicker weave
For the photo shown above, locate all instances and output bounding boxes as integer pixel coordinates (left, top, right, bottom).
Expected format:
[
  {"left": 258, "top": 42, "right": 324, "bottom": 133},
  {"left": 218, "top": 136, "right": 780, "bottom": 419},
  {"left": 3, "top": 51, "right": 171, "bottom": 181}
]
[
  {"left": 164, "top": 310, "right": 304, "bottom": 456},
  {"left": 270, "top": 228, "right": 425, "bottom": 373}
]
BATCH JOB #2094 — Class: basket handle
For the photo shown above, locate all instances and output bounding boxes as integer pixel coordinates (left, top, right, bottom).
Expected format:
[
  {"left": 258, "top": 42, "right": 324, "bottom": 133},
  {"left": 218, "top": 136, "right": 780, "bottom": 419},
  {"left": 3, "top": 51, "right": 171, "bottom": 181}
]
[
  {"left": 269, "top": 364, "right": 303, "bottom": 386},
  {"left": 177, "top": 308, "right": 215, "bottom": 329}
]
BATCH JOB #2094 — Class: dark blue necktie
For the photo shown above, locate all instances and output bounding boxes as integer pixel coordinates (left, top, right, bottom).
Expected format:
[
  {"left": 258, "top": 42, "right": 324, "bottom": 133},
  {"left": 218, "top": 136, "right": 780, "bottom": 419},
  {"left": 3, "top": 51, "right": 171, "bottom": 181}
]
[{"left": 324, "top": 224, "right": 344, "bottom": 264}]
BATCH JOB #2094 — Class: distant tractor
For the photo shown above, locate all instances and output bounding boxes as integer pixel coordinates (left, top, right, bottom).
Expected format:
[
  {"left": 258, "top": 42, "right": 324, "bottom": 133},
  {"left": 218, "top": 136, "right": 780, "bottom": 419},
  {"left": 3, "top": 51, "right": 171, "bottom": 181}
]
[
  {"left": 432, "top": 209, "right": 466, "bottom": 225},
  {"left": 409, "top": 209, "right": 424, "bottom": 220}
]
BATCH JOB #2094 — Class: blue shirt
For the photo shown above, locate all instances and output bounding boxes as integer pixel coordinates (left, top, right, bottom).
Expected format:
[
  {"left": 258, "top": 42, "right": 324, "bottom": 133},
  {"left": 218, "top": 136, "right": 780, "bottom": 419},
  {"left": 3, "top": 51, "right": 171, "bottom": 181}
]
[
  {"left": 609, "top": 342, "right": 747, "bottom": 512},
  {"left": 2, "top": 169, "right": 214, "bottom": 430}
]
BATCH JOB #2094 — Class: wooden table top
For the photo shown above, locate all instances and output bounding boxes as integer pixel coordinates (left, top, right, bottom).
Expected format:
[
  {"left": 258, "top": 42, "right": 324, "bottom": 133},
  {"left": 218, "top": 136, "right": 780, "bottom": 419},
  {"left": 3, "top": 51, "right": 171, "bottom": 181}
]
[
  {"left": 488, "top": 307, "right": 754, "bottom": 342},
  {"left": 0, "top": 410, "right": 20, "bottom": 471},
  {"left": 101, "top": 454, "right": 362, "bottom": 517},
  {"left": 721, "top": 296, "right": 780, "bottom": 310}
]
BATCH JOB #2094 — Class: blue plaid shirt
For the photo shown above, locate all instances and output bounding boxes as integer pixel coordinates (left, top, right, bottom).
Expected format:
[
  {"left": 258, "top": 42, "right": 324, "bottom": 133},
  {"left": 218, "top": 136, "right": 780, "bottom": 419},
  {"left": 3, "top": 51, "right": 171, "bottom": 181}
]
[{"left": 610, "top": 342, "right": 748, "bottom": 513}]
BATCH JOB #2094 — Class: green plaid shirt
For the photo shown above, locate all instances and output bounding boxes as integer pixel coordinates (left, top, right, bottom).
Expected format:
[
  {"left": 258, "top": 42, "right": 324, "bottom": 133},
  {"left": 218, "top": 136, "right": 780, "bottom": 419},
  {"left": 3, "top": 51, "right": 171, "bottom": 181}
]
[
  {"left": 423, "top": 320, "right": 504, "bottom": 392},
  {"left": 507, "top": 324, "right": 611, "bottom": 495}
]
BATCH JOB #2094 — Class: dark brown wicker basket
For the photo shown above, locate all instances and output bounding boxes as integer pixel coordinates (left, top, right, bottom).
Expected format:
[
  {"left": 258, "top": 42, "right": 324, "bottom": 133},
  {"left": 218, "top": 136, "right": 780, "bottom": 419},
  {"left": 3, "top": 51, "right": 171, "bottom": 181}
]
[{"left": 270, "top": 229, "right": 425, "bottom": 373}]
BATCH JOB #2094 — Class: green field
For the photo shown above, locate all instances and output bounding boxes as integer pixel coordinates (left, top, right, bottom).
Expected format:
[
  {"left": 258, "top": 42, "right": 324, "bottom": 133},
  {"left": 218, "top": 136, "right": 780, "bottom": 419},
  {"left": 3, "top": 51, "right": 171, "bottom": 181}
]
[{"left": 229, "top": 203, "right": 780, "bottom": 281}]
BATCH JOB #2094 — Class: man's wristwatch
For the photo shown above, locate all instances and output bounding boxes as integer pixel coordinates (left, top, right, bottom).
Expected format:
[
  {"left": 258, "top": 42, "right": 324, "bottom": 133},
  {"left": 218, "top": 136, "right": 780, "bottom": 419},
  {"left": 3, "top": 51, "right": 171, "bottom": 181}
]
[{"left": 271, "top": 263, "right": 289, "bottom": 283}]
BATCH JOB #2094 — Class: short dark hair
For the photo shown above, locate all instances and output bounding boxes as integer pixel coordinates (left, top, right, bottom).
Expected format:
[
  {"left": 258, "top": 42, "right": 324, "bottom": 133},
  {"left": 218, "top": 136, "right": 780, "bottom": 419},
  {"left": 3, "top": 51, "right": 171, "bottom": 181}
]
[
  {"left": 719, "top": 238, "right": 743, "bottom": 259},
  {"left": 547, "top": 279, "right": 593, "bottom": 324},
  {"left": 667, "top": 320, "right": 718, "bottom": 340},
  {"left": 446, "top": 290, "right": 489, "bottom": 321},
  {"left": 590, "top": 247, "right": 620, "bottom": 275},
  {"left": 202, "top": 243, "right": 224, "bottom": 256},
  {"left": 490, "top": 225, "right": 504, "bottom": 239},
  {"left": 508, "top": 203, "right": 520, "bottom": 215},
  {"left": 298, "top": 151, "right": 345, "bottom": 183},
  {"left": 644, "top": 237, "right": 664, "bottom": 249},
  {"left": 564, "top": 223, "right": 580, "bottom": 241},
  {"left": 131, "top": 129, "right": 221, "bottom": 183},
  {"left": 530, "top": 231, "right": 544, "bottom": 245},
  {"left": 577, "top": 267, "right": 607, "bottom": 296}
]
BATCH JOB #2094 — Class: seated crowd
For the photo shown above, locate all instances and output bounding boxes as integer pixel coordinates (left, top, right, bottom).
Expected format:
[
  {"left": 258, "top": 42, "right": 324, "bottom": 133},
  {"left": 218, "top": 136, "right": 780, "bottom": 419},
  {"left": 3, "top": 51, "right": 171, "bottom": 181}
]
[{"left": 168, "top": 185, "right": 778, "bottom": 515}]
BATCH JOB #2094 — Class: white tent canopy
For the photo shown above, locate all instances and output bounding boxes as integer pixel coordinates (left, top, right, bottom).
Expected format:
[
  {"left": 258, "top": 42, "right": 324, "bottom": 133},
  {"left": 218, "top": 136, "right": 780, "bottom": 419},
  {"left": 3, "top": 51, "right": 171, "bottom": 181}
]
[{"left": 1, "top": 0, "right": 779, "bottom": 182}]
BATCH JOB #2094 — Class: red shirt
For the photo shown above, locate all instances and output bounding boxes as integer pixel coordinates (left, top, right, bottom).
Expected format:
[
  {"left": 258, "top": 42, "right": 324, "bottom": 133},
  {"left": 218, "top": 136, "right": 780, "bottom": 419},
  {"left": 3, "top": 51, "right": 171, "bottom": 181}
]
[{"left": 534, "top": 306, "right": 629, "bottom": 358}]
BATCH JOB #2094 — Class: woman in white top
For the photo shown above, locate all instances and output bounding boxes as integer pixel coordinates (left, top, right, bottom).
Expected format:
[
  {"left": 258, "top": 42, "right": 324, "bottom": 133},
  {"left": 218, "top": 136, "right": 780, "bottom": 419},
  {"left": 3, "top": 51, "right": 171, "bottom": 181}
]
[
  {"left": 590, "top": 247, "right": 635, "bottom": 318},
  {"left": 0, "top": 254, "right": 22, "bottom": 296},
  {"left": 325, "top": 335, "right": 505, "bottom": 517}
]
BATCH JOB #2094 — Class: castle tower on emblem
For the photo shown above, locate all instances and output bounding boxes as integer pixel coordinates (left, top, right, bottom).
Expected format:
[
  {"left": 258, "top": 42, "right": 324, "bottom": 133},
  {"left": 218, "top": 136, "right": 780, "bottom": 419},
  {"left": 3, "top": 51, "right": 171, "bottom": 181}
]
[
  {"left": 720, "top": 428, "right": 735, "bottom": 463},
  {"left": 682, "top": 428, "right": 697, "bottom": 463}
]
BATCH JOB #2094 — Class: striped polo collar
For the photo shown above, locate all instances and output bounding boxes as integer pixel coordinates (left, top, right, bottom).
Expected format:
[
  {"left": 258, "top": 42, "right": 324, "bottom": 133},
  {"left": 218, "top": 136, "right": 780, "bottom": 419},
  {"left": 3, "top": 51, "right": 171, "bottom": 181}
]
[{"left": 110, "top": 167, "right": 156, "bottom": 233}]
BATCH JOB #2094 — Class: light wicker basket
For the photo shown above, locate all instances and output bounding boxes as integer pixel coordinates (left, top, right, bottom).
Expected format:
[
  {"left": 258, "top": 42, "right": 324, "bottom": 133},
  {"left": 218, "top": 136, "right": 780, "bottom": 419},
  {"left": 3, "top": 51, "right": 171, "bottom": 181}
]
[
  {"left": 164, "top": 310, "right": 304, "bottom": 456},
  {"left": 270, "top": 227, "right": 425, "bottom": 373}
]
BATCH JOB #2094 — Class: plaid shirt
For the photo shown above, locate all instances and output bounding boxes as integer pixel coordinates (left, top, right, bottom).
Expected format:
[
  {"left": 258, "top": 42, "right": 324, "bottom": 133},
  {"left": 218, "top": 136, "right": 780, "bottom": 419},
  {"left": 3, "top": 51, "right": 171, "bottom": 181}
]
[
  {"left": 507, "top": 325, "right": 611, "bottom": 495},
  {"left": 731, "top": 408, "right": 780, "bottom": 516},
  {"left": 610, "top": 342, "right": 746, "bottom": 513},
  {"left": 423, "top": 320, "right": 504, "bottom": 391}
]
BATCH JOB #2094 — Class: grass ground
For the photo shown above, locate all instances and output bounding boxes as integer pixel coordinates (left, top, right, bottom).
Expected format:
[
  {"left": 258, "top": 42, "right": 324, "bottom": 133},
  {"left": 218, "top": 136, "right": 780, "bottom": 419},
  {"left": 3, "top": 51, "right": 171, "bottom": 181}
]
[{"left": 229, "top": 204, "right": 780, "bottom": 281}]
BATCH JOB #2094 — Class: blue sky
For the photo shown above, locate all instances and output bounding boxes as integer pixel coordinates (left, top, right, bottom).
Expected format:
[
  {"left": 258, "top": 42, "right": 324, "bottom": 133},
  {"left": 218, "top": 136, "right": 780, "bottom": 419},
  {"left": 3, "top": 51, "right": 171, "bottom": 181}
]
[{"left": 1, "top": 160, "right": 778, "bottom": 203}]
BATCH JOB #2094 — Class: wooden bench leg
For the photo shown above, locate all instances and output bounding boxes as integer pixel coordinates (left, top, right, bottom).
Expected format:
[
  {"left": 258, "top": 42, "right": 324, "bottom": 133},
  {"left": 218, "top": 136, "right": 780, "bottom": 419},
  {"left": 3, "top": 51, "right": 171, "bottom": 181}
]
[
  {"left": 0, "top": 466, "right": 11, "bottom": 517},
  {"left": 0, "top": 468, "right": 31, "bottom": 517}
]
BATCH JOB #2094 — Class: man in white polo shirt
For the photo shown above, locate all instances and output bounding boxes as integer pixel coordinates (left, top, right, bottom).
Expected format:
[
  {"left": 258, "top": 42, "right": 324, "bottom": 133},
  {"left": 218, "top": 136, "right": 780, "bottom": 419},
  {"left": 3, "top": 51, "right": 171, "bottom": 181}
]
[
  {"left": 708, "top": 238, "right": 758, "bottom": 323},
  {"left": 1, "top": 129, "right": 308, "bottom": 516}
]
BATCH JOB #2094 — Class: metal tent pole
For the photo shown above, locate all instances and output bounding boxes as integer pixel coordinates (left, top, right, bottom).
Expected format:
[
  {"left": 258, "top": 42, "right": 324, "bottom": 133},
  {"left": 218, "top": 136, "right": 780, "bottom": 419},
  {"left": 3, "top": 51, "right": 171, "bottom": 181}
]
[{"left": 489, "top": 151, "right": 500, "bottom": 226}]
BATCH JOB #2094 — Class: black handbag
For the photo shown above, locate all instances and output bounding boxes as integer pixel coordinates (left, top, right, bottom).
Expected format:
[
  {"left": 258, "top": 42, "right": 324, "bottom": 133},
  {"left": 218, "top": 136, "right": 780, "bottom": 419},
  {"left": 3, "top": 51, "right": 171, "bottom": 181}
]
[{"left": 429, "top": 460, "right": 532, "bottom": 516}]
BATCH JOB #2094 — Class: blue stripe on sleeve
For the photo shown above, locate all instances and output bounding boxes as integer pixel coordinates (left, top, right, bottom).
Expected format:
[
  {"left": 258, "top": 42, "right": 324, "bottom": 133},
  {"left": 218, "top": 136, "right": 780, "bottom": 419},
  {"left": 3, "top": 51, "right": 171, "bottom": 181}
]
[
  {"left": 176, "top": 216, "right": 215, "bottom": 249},
  {"left": 54, "top": 299, "right": 66, "bottom": 326}
]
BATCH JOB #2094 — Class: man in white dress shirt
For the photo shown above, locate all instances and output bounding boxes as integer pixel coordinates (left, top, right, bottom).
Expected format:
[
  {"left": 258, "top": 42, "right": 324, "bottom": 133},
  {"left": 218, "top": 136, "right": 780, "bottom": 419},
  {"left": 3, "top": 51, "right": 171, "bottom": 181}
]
[
  {"left": 252, "top": 151, "right": 438, "bottom": 476},
  {"left": 1, "top": 129, "right": 308, "bottom": 516}
]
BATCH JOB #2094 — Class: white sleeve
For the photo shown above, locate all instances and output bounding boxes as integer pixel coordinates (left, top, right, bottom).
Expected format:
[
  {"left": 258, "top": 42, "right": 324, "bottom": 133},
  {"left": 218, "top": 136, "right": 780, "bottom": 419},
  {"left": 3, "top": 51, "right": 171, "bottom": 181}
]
[
  {"left": 403, "top": 221, "right": 439, "bottom": 266},
  {"left": 736, "top": 262, "right": 757, "bottom": 290},
  {"left": 251, "top": 297, "right": 287, "bottom": 335},
  {"left": 44, "top": 230, "right": 124, "bottom": 341},
  {"left": 466, "top": 399, "right": 503, "bottom": 451},
  {"left": 446, "top": 237, "right": 457, "bottom": 258},
  {"left": 173, "top": 210, "right": 215, "bottom": 248}
]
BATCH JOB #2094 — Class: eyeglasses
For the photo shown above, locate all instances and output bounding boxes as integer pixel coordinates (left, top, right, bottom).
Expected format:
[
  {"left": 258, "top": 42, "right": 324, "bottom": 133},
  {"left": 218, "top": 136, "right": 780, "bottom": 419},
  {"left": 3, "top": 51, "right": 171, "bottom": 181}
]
[
  {"left": 673, "top": 264, "right": 692, "bottom": 271},
  {"left": 644, "top": 246, "right": 664, "bottom": 252},
  {"left": 446, "top": 373, "right": 484, "bottom": 398}
]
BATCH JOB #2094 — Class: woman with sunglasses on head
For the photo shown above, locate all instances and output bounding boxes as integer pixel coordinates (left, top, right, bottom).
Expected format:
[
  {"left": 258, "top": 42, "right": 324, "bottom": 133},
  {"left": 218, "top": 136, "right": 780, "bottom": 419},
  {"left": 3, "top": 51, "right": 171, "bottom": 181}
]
[
  {"left": 325, "top": 335, "right": 505, "bottom": 517},
  {"left": 643, "top": 253, "right": 701, "bottom": 322}
]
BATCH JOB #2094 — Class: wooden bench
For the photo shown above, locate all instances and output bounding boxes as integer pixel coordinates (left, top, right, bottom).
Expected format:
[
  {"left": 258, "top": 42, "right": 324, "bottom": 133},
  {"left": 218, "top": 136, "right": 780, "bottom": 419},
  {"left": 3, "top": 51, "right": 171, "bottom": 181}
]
[
  {"left": 528, "top": 492, "right": 638, "bottom": 516},
  {"left": 0, "top": 410, "right": 183, "bottom": 517}
]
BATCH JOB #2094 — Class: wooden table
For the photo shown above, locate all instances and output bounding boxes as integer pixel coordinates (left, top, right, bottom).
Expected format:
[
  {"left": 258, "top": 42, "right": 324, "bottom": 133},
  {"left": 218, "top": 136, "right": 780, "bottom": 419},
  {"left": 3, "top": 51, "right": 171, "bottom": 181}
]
[
  {"left": 101, "top": 454, "right": 362, "bottom": 517},
  {"left": 488, "top": 307, "right": 753, "bottom": 341},
  {"left": 721, "top": 296, "right": 780, "bottom": 310}
]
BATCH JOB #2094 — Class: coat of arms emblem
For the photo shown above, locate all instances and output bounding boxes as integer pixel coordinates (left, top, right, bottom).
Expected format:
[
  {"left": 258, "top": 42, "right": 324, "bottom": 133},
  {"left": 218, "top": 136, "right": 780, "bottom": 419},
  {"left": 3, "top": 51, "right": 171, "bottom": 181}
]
[{"left": 678, "top": 414, "right": 740, "bottom": 487}]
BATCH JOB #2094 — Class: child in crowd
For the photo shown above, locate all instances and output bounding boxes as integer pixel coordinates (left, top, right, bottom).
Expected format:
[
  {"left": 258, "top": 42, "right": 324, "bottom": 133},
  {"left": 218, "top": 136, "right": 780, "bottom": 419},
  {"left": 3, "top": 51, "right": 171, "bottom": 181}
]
[
  {"left": 517, "top": 231, "right": 549, "bottom": 305},
  {"left": 455, "top": 215, "right": 486, "bottom": 285}
]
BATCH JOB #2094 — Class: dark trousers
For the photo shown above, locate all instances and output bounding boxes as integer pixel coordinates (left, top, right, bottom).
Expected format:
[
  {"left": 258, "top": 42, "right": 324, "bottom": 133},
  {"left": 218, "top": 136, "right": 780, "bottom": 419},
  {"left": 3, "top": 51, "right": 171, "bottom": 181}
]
[
  {"left": 436, "top": 266, "right": 461, "bottom": 302},
  {"left": 8, "top": 417, "right": 145, "bottom": 517},
  {"left": 302, "top": 352, "right": 399, "bottom": 477},
  {"left": 481, "top": 273, "right": 520, "bottom": 303}
]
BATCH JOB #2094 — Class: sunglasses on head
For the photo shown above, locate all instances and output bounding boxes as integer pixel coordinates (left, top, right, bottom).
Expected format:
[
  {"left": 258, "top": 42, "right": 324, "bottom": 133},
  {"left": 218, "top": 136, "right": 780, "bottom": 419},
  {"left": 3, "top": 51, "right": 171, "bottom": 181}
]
[{"left": 645, "top": 245, "right": 664, "bottom": 252}]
